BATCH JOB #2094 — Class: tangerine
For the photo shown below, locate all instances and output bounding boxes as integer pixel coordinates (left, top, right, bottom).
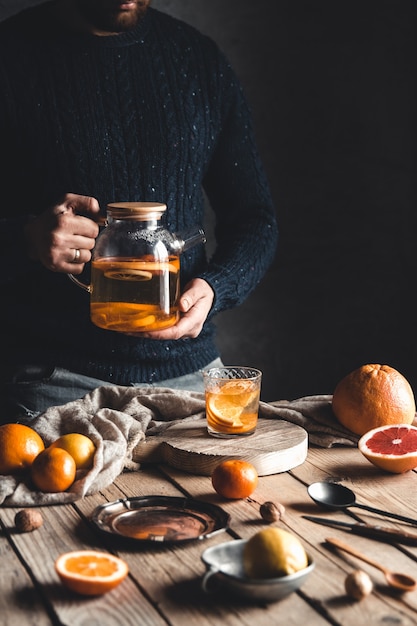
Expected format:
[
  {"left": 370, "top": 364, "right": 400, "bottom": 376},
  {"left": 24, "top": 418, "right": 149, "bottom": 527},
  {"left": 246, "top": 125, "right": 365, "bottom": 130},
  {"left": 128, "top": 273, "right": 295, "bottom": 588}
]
[
  {"left": 358, "top": 424, "right": 417, "bottom": 473},
  {"left": 49, "top": 433, "right": 96, "bottom": 470},
  {"left": 31, "top": 447, "right": 76, "bottom": 493},
  {"left": 0, "top": 423, "right": 45, "bottom": 475},
  {"left": 211, "top": 459, "right": 258, "bottom": 499},
  {"left": 55, "top": 550, "right": 129, "bottom": 596},
  {"left": 332, "top": 364, "right": 416, "bottom": 436}
]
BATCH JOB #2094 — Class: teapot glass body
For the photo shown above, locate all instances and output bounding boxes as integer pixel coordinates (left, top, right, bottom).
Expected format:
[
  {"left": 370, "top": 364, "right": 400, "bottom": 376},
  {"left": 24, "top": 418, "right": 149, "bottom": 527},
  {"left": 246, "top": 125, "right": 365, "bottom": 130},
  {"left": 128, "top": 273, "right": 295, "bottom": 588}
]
[{"left": 69, "top": 202, "right": 206, "bottom": 333}]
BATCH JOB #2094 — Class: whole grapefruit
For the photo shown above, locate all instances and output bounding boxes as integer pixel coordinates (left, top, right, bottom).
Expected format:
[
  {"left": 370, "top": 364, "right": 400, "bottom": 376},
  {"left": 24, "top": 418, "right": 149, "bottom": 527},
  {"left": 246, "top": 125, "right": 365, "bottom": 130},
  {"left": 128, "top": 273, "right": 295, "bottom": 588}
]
[{"left": 332, "top": 364, "right": 416, "bottom": 436}]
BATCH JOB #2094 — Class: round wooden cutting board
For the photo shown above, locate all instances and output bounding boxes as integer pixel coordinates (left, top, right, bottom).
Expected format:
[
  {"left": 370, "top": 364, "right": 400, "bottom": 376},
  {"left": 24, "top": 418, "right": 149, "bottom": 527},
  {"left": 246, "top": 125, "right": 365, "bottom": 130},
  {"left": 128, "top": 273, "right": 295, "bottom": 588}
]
[{"left": 133, "top": 418, "right": 308, "bottom": 476}]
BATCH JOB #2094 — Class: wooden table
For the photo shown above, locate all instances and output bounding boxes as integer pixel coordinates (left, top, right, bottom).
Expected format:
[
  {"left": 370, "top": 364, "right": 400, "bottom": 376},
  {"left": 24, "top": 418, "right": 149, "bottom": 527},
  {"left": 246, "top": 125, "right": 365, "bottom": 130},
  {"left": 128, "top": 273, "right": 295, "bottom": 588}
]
[{"left": 1, "top": 443, "right": 417, "bottom": 625}]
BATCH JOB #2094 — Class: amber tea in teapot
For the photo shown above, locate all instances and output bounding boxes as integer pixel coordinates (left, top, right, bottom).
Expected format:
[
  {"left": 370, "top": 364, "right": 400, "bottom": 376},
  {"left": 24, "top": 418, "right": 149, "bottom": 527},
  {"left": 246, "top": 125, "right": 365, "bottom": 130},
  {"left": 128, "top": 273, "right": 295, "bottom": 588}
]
[
  {"left": 69, "top": 202, "right": 206, "bottom": 333},
  {"left": 90, "top": 255, "right": 180, "bottom": 332}
]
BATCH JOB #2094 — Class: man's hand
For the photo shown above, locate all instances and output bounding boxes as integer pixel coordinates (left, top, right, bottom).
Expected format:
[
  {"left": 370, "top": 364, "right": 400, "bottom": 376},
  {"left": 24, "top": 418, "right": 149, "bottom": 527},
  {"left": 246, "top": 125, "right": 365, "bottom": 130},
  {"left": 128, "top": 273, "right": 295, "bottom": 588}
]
[
  {"left": 128, "top": 278, "right": 215, "bottom": 340},
  {"left": 24, "top": 193, "right": 101, "bottom": 273}
]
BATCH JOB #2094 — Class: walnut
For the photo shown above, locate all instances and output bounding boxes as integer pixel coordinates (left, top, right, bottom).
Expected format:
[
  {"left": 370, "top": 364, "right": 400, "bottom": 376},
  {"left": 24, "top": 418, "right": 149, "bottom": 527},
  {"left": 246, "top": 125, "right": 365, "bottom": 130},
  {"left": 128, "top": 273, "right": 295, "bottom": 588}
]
[
  {"left": 259, "top": 501, "right": 285, "bottom": 523},
  {"left": 14, "top": 509, "right": 44, "bottom": 533},
  {"left": 345, "top": 569, "right": 373, "bottom": 600}
]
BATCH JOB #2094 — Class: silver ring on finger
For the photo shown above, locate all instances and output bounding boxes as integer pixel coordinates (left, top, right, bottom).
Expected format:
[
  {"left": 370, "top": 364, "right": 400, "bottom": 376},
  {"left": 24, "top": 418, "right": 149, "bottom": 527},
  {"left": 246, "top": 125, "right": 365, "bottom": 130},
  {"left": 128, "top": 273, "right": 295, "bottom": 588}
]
[{"left": 72, "top": 248, "right": 81, "bottom": 263}]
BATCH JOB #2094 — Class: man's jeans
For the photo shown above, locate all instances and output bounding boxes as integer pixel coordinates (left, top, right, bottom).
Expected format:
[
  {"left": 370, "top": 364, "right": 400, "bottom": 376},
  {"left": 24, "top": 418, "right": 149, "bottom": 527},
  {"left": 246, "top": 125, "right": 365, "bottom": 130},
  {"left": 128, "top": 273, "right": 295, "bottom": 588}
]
[{"left": 2, "top": 358, "right": 223, "bottom": 425}]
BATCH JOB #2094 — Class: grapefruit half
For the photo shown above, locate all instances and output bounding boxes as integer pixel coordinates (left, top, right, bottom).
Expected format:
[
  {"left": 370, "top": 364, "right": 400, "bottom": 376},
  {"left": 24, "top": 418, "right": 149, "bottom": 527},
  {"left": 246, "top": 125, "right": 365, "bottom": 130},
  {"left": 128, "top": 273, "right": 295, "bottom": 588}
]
[{"left": 358, "top": 424, "right": 417, "bottom": 473}]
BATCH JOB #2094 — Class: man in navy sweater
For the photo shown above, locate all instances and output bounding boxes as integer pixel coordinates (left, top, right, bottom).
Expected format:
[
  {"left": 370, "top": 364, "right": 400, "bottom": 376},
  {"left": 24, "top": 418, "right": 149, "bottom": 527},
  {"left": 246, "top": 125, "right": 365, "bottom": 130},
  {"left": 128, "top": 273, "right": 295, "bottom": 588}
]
[{"left": 0, "top": 0, "right": 277, "bottom": 423}]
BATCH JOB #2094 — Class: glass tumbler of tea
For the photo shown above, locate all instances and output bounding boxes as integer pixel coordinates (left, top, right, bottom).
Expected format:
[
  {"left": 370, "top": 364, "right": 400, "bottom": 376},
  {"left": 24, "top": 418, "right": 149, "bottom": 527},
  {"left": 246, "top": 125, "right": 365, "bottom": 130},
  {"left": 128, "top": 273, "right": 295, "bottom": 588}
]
[{"left": 203, "top": 366, "right": 262, "bottom": 438}]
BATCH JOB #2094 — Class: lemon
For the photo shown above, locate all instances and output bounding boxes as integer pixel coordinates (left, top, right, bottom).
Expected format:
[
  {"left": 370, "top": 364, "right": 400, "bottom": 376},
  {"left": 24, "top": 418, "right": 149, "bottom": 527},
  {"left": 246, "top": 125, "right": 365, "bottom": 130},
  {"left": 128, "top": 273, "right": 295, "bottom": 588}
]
[
  {"left": 243, "top": 528, "right": 308, "bottom": 579},
  {"left": 49, "top": 433, "right": 96, "bottom": 470}
]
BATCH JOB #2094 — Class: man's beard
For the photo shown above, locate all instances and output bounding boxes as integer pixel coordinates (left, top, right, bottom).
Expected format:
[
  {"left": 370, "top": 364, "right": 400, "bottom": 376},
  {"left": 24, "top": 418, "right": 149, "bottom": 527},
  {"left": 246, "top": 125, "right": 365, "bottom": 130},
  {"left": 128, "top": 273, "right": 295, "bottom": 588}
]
[{"left": 74, "top": 1, "right": 150, "bottom": 33}]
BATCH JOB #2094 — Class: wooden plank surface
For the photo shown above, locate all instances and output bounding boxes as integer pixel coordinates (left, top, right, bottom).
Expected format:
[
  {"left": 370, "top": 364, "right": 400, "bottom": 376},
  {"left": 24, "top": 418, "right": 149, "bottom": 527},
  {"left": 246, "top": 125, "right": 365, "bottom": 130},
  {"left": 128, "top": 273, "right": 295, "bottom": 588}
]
[
  {"left": 0, "top": 520, "right": 53, "bottom": 626},
  {"left": 161, "top": 462, "right": 417, "bottom": 625},
  {"left": 1, "top": 446, "right": 417, "bottom": 625},
  {"left": 75, "top": 471, "right": 327, "bottom": 626}
]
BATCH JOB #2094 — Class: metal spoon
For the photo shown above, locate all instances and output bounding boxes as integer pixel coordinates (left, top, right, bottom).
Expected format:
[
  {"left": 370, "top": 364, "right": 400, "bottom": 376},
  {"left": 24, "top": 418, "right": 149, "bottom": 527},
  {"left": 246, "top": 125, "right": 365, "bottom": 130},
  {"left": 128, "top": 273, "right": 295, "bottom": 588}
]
[
  {"left": 308, "top": 482, "right": 417, "bottom": 526},
  {"left": 326, "top": 536, "right": 417, "bottom": 592}
]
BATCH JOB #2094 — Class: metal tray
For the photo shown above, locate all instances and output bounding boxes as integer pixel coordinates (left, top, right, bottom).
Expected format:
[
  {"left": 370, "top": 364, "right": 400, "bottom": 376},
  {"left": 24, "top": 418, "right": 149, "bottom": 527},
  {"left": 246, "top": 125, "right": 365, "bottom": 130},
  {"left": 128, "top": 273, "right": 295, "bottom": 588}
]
[{"left": 90, "top": 495, "right": 230, "bottom": 544}]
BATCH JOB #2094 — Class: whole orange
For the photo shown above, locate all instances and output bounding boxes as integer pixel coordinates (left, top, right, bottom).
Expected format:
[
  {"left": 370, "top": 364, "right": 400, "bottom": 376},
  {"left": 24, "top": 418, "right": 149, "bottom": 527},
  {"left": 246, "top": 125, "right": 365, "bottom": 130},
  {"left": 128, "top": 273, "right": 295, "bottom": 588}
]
[
  {"left": 0, "top": 423, "right": 45, "bottom": 475},
  {"left": 332, "top": 364, "right": 416, "bottom": 436},
  {"left": 31, "top": 447, "right": 76, "bottom": 493},
  {"left": 211, "top": 459, "right": 258, "bottom": 499},
  {"left": 49, "top": 433, "right": 96, "bottom": 470}
]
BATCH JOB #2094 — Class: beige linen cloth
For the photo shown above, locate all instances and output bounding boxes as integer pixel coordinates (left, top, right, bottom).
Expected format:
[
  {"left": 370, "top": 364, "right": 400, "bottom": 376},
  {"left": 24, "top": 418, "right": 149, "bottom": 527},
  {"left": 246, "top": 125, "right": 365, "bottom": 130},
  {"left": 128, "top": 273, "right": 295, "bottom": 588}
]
[{"left": 0, "top": 386, "right": 357, "bottom": 507}]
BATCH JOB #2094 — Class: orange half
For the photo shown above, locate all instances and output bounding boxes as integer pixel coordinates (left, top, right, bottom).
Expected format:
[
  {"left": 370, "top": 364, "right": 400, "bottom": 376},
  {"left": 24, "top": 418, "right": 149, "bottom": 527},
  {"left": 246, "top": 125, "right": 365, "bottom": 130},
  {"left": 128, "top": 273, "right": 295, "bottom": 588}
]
[{"left": 55, "top": 550, "right": 129, "bottom": 596}]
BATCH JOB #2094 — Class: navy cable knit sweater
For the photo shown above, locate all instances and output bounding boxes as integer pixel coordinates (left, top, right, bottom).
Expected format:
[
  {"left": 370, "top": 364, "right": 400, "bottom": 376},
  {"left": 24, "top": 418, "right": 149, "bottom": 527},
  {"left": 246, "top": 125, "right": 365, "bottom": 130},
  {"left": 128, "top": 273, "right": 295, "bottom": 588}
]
[{"left": 0, "top": 4, "right": 277, "bottom": 384}]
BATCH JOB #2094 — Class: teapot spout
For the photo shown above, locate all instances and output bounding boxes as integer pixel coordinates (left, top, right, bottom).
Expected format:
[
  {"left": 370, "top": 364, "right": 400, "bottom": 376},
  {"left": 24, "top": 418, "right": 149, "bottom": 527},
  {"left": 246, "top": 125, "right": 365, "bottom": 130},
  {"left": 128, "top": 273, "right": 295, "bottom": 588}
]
[{"left": 175, "top": 227, "right": 206, "bottom": 252}]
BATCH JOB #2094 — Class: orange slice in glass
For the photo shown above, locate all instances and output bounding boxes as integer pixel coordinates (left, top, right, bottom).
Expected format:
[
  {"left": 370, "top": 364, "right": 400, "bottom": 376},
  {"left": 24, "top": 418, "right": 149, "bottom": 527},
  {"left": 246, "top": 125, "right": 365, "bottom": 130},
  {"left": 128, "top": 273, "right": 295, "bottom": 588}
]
[
  {"left": 207, "top": 395, "right": 244, "bottom": 427},
  {"left": 219, "top": 380, "right": 258, "bottom": 407}
]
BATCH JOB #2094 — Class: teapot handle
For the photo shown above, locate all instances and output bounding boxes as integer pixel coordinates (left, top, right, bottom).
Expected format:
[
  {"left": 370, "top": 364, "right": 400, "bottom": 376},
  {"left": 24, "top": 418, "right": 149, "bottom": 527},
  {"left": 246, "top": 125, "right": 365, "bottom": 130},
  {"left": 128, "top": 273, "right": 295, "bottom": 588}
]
[
  {"left": 67, "top": 214, "right": 106, "bottom": 293},
  {"left": 67, "top": 273, "right": 91, "bottom": 293},
  {"left": 201, "top": 567, "right": 219, "bottom": 594}
]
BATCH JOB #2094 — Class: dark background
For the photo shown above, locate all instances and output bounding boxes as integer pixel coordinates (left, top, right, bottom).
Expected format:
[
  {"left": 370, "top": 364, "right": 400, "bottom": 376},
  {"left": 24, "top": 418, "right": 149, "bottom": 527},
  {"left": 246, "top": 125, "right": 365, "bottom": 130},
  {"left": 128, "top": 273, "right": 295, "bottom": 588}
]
[{"left": 2, "top": 1, "right": 416, "bottom": 401}]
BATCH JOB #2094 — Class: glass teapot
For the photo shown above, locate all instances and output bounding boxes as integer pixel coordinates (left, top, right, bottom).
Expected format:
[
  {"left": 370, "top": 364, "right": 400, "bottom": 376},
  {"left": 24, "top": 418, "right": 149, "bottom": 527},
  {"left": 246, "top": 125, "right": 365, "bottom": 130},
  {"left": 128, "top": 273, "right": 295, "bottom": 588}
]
[{"left": 69, "top": 202, "right": 206, "bottom": 333}]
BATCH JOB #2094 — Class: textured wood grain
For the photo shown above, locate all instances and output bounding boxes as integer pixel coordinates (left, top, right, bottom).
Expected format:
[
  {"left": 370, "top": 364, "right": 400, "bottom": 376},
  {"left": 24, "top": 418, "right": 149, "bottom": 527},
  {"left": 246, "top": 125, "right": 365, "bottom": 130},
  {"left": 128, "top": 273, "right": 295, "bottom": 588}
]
[
  {"left": 2, "top": 449, "right": 417, "bottom": 624},
  {"left": 133, "top": 418, "right": 308, "bottom": 476}
]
